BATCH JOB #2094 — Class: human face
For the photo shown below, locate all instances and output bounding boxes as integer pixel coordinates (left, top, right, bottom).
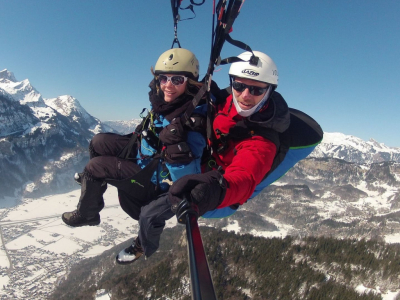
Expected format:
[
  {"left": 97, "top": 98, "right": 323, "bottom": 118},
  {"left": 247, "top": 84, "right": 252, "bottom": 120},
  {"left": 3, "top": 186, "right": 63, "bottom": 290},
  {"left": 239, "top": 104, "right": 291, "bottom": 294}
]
[
  {"left": 232, "top": 77, "right": 269, "bottom": 110},
  {"left": 159, "top": 74, "right": 187, "bottom": 103}
]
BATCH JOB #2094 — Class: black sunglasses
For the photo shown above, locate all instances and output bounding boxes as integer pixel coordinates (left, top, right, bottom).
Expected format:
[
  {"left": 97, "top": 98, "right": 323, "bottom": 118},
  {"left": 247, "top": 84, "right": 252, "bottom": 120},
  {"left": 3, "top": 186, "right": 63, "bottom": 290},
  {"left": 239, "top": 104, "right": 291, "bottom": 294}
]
[
  {"left": 158, "top": 74, "right": 188, "bottom": 86},
  {"left": 232, "top": 81, "right": 268, "bottom": 96}
]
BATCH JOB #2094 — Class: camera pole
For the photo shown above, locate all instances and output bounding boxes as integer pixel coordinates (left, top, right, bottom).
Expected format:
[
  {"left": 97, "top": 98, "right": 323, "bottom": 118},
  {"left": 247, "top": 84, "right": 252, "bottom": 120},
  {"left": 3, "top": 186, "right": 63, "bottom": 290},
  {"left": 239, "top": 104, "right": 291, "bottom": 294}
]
[{"left": 176, "top": 200, "right": 217, "bottom": 300}]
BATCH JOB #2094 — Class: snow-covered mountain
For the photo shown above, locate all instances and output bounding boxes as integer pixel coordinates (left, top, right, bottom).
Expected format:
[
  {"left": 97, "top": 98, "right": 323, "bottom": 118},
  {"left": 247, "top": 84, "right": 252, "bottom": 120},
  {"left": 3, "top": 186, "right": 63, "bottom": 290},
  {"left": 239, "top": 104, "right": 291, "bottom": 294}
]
[
  {"left": 44, "top": 95, "right": 110, "bottom": 135},
  {"left": 0, "top": 69, "right": 44, "bottom": 107},
  {"left": 0, "top": 69, "right": 114, "bottom": 199},
  {"left": 102, "top": 119, "right": 142, "bottom": 135},
  {"left": 104, "top": 120, "right": 400, "bottom": 164},
  {"left": 312, "top": 132, "right": 400, "bottom": 164}
]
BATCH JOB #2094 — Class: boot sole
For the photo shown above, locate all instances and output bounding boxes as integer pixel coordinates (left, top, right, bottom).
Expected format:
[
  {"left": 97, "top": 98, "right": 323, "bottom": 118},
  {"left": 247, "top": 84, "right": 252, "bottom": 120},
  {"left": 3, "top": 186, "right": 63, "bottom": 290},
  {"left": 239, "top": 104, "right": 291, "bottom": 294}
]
[{"left": 61, "top": 216, "right": 100, "bottom": 227}]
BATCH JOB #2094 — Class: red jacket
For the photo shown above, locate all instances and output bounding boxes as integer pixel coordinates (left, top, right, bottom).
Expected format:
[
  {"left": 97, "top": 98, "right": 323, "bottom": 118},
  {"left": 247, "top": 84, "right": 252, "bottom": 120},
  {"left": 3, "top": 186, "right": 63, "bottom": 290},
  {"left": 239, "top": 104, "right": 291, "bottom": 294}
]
[{"left": 212, "top": 95, "right": 278, "bottom": 208}]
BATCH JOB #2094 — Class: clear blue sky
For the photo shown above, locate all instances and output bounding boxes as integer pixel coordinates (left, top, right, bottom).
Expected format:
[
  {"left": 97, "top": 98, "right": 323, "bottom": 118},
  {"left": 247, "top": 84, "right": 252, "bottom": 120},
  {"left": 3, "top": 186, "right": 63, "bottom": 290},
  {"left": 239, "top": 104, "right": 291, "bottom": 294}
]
[{"left": 1, "top": 0, "right": 400, "bottom": 147}]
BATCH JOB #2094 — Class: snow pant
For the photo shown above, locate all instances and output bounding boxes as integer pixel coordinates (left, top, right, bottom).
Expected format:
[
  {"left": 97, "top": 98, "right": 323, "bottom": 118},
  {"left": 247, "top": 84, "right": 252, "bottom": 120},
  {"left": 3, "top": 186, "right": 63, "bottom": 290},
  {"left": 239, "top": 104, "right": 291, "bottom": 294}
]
[
  {"left": 77, "top": 133, "right": 158, "bottom": 220},
  {"left": 137, "top": 193, "right": 175, "bottom": 257}
]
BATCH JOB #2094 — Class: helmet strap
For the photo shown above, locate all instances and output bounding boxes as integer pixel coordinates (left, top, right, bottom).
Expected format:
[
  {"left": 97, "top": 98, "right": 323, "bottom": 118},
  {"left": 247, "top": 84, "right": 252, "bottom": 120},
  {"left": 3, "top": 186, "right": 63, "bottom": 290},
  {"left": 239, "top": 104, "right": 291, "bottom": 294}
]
[{"left": 232, "top": 85, "right": 272, "bottom": 117}]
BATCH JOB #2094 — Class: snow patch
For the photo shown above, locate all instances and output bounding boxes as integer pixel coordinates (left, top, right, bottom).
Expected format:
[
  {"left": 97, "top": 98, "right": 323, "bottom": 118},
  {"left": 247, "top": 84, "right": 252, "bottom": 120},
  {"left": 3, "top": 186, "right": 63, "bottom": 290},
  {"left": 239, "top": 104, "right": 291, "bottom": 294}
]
[
  {"left": 40, "top": 173, "right": 53, "bottom": 183},
  {"left": 384, "top": 233, "right": 400, "bottom": 244},
  {"left": 356, "top": 284, "right": 400, "bottom": 300},
  {"left": 95, "top": 289, "right": 111, "bottom": 300},
  {"left": 24, "top": 182, "right": 36, "bottom": 193},
  {"left": 223, "top": 220, "right": 240, "bottom": 234}
]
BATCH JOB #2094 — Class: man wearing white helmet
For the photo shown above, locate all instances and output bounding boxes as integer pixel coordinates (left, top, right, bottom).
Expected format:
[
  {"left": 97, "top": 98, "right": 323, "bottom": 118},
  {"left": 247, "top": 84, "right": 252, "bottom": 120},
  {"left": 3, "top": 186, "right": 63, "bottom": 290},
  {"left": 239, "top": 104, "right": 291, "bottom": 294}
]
[
  {"left": 229, "top": 50, "right": 279, "bottom": 117},
  {"left": 169, "top": 50, "right": 291, "bottom": 217}
]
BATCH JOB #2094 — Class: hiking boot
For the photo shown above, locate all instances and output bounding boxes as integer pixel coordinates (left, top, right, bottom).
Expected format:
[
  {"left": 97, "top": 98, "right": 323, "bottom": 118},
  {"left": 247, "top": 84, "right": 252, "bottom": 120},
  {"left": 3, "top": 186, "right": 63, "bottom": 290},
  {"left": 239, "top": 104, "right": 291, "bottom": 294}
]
[
  {"left": 62, "top": 210, "right": 100, "bottom": 227},
  {"left": 74, "top": 172, "right": 83, "bottom": 185},
  {"left": 116, "top": 240, "right": 144, "bottom": 265},
  {"left": 75, "top": 172, "right": 106, "bottom": 187}
]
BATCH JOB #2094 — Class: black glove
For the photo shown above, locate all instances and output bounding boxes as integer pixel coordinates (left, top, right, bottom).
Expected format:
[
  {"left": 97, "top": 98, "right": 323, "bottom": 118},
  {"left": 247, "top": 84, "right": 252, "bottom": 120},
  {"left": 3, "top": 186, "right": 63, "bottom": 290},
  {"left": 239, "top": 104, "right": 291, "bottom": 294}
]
[{"left": 168, "top": 170, "right": 227, "bottom": 216}]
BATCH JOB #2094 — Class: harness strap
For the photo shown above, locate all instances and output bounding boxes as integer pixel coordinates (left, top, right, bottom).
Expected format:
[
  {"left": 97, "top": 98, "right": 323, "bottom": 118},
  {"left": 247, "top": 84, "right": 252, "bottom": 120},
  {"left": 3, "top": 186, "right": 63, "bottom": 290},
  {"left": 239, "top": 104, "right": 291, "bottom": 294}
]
[
  {"left": 117, "top": 111, "right": 154, "bottom": 160},
  {"left": 170, "top": 0, "right": 206, "bottom": 48},
  {"left": 209, "top": 1, "right": 245, "bottom": 140},
  {"left": 210, "top": 0, "right": 243, "bottom": 69},
  {"left": 117, "top": 133, "right": 139, "bottom": 160},
  {"left": 168, "top": 1, "right": 248, "bottom": 163},
  {"left": 179, "top": 0, "right": 206, "bottom": 21},
  {"left": 189, "top": 0, "right": 206, "bottom": 5},
  {"left": 170, "top": 0, "right": 182, "bottom": 48},
  {"left": 219, "top": 35, "right": 259, "bottom": 66},
  {"left": 182, "top": 84, "right": 208, "bottom": 126},
  {"left": 179, "top": 3, "right": 198, "bottom": 21}
]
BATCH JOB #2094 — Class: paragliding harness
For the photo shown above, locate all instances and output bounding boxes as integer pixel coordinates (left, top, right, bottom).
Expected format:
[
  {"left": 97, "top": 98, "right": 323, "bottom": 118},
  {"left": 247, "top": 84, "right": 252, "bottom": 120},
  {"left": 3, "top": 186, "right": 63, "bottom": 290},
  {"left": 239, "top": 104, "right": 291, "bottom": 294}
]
[{"left": 105, "top": 107, "right": 207, "bottom": 221}]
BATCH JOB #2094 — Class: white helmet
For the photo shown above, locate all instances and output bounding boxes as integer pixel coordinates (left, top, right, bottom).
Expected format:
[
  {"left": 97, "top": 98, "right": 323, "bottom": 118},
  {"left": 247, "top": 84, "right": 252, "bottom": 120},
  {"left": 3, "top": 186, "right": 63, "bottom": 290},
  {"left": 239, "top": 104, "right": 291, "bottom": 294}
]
[
  {"left": 228, "top": 51, "right": 278, "bottom": 86},
  {"left": 154, "top": 48, "right": 199, "bottom": 80}
]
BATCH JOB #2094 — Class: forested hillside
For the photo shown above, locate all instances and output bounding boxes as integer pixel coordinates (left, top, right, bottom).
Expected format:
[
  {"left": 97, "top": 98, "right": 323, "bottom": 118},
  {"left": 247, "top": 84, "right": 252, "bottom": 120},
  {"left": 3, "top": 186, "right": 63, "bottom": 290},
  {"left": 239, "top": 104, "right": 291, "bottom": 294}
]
[{"left": 50, "top": 227, "right": 400, "bottom": 300}]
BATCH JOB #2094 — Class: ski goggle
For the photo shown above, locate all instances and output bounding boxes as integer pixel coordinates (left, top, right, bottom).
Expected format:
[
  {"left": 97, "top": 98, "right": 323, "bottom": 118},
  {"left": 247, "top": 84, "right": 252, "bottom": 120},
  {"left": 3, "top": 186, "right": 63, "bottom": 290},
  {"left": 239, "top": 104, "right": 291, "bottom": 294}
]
[
  {"left": 158, "top": 74, "right": 188, "bottom": 86},
  {"left": 232, "top": 81, "right": 269, "bottom": 96}
]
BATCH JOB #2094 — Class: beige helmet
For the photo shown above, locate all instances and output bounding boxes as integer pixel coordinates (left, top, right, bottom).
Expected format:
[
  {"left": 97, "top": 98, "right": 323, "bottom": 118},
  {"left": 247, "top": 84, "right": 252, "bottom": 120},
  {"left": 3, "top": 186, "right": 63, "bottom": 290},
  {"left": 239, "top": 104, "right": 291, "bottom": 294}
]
[{"left": 154, "top": 48, "right": 199, "bottom": 80}]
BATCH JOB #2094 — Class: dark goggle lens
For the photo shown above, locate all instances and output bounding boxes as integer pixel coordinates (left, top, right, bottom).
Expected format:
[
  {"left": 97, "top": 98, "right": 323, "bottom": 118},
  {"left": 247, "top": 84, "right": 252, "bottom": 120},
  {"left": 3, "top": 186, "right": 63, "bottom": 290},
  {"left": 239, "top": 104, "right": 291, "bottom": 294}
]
[
  {"left": 232, "top": 81, "right": 268, "bottom": 96},
  {"left": 158, "top": 75, "right": 187, "bottom": 86}
]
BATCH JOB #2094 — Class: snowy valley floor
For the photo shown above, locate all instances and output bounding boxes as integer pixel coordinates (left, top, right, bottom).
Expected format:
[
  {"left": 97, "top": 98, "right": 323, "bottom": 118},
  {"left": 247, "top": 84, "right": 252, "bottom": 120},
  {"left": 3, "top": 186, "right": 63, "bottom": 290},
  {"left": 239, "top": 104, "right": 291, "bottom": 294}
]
[
  {"left": 0, "top": 187, "right": 399, "bottom": 300},
  {"left": 0, "top": 187, "right": 176, "bottom": 300}
]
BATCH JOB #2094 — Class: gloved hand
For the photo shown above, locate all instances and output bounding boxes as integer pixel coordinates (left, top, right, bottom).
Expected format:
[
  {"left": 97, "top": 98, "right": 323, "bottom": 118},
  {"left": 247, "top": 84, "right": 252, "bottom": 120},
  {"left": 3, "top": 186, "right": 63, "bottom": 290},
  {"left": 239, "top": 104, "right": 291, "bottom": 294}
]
[{"left": 168, "top": 170, "right": 227, "bottom": 216}]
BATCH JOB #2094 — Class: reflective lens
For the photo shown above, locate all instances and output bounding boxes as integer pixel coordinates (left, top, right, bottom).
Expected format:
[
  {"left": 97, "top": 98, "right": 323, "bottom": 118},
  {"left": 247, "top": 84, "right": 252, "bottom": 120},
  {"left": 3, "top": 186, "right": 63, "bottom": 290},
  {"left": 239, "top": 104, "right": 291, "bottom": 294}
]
[
  {"left": 232, "top": 81, "right": 268, "bottom": 96},
  {"left": 158, "top": 75, "right": 188, "bottom": 86}
]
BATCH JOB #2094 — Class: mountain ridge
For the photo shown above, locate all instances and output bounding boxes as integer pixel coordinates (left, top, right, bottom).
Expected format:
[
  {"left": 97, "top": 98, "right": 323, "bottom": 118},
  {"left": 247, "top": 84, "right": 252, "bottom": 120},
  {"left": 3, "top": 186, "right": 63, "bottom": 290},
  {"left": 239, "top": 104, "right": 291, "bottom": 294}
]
[
  {"left": 311, "top": 132, "right": 400, "bottom": 164},
  {"left": 0, "top": 69, "right": 114, "bottom": 199}
]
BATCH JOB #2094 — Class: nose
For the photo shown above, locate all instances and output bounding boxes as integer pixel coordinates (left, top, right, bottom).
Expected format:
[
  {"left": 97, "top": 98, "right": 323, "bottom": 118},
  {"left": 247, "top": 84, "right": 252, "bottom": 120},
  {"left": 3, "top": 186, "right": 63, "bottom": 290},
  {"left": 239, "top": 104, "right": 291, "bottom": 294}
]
[
  {"left": 165, "top": 79, "right": 174, "bottom": 87},
  {"left": 241, "top": 87, "right": 252, "bottom": 98}
]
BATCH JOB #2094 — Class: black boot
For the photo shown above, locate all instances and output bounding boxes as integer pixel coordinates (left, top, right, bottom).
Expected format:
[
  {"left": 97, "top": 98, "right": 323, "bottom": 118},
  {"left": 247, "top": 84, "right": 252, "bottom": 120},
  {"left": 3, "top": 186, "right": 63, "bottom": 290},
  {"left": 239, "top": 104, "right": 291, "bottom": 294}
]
[
  {"left": 62, "top": 210, "right": 100, "bottom": 227},
  {"left": 62, "top": 172, "right": 107, "bottom": 226}
]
